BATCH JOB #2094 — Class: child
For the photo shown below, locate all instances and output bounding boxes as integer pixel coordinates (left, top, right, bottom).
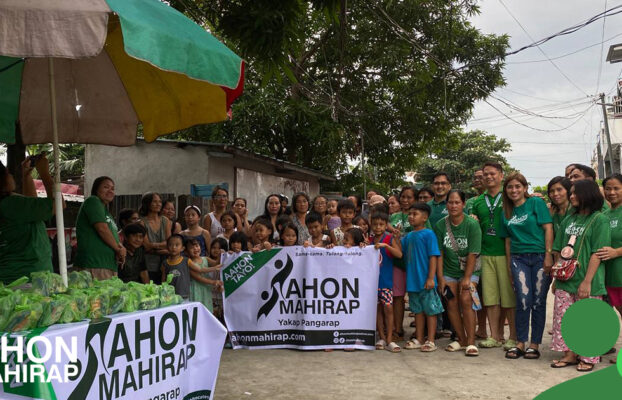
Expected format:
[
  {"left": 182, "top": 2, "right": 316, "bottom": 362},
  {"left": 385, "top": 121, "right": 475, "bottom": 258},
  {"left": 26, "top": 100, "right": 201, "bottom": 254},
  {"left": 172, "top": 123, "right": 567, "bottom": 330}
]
[
  {"left": 187, "top": 238, "right": 222, "bottom": 312},
  {"left": 251, "top": 217, "right": 274, "bottom": 252},
  {"left": 181, "top": 205, "right": 211, "bottom": 256},
  {"left": 304, "top": 212, "right": 331, "bottom": 247},
  {"left": 327, "top": 199, "right": 341, "bottom": 231},
  {"left": 401, "top": 203, "right": 442, "bottom": 352},
  {"left": 207, "top": 238, "right": 228, "bottom": 318},
  {"left": 329, "top": 199, "right": 358, "bottom": 246},
  {"left": 275, "top": 215, "right": 291, "bottom": 237},
  {"left": 353, "top": 215, "right": 370, "bottom": 243},
  {"left": 228, "top": 231, "right": 249, "bottom": 253},
  {"left": 343, "top": 228, "right": 365, "bottom": 248},
  {"left": 217, "top": 211, "right": 237, "bottom": 242},
  {"left": 119, "top": 223, "right": 149, "bottom": 284},
  {"left": 161, "top": 234, "right": 204, "bottom": 299},
  {"left": 279, "top": 222, "right": 299, "bottom": 247},
  {"left": 369, "top": 212, "right": 403, "bottom": 353}
]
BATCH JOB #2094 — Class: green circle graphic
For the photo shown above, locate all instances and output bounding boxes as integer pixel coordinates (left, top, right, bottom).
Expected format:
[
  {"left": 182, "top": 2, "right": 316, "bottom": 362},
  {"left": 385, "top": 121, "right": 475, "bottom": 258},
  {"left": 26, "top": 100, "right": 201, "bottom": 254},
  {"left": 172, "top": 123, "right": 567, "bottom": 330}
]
[{"left": 561, "top": 298, "right": 620, "bottom": 357}]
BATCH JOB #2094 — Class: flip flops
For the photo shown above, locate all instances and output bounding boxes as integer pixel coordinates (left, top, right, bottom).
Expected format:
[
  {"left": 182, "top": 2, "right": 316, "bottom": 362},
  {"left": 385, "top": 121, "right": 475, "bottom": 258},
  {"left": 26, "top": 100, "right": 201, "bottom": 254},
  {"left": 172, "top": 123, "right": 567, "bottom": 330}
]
[
  {"left": 465, "top": 345, "right": 479, "bottom": 357},
  {"left": 576, "top": 361, "right": 595, "bottom": 372},
  {"left": 550, "top": 359, "right": 578, "bottom": 368},
  {"left": 445, "top": 341, "right": 465, "bottom": 352},
  {"left": 386, "top": 342, "right": 401, "bottom": 353}
]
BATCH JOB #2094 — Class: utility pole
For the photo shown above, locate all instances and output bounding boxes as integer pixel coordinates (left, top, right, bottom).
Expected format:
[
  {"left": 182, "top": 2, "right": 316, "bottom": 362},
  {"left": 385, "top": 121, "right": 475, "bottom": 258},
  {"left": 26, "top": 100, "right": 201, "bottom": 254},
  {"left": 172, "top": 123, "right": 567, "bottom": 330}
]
[
  {"left": 600, "top": 93, "right": 615, "bottom": 177},
  {"left": 360, "top": 129, "right": 366, "bottom": 198}
]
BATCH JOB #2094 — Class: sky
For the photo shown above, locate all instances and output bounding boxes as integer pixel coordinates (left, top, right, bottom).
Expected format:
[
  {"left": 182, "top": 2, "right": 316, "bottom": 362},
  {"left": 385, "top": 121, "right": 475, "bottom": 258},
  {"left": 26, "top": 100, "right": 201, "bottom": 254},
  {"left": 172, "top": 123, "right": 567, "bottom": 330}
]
[{"left": 467, "top": 0, "right": 622, "bottom": 187}]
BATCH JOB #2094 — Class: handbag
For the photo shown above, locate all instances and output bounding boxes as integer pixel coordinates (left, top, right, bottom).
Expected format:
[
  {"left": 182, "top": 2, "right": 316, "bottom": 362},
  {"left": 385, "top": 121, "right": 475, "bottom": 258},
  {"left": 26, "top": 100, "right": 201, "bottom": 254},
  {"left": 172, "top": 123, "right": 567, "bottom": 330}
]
[
  {"left": 445, "top": 218, "right": 481, "bottom": 272},
  {"left": 552, "top": 213, "right": 598, "bottom": 281}
]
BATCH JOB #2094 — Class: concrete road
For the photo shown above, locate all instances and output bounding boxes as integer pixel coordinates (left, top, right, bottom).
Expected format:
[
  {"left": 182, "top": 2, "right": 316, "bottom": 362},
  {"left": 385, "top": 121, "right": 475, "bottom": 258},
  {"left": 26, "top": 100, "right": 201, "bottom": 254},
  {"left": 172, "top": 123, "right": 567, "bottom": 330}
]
[{"left": 214, "top": 296, "right": 620, "bottom": 400}]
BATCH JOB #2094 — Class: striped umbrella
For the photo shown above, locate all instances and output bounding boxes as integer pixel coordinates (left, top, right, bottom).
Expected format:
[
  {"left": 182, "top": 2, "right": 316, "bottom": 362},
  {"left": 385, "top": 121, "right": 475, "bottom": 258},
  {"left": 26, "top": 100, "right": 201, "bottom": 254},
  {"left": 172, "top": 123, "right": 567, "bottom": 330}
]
[{"left": 0, "top": 0, "right": 245, "bottom": 284}]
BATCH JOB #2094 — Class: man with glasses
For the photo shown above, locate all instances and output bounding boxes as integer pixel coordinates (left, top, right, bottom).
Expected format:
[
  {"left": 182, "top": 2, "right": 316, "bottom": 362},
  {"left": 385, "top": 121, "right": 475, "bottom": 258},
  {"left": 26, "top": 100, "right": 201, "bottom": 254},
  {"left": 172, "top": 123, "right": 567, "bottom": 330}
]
[{"left": 427, "top": 172, "right": 451, "bottom": 227}]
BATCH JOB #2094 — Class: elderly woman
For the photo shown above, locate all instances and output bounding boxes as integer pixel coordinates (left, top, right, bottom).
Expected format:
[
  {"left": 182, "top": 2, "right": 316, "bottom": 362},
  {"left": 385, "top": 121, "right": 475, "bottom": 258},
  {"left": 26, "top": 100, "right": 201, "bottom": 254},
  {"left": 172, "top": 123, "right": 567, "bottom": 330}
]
[
  {"left": 0, "top": 156, "right": 61, "bottom": 284},
  {"left": 75, "top": 176, "right": 125, "bottom": 280}
]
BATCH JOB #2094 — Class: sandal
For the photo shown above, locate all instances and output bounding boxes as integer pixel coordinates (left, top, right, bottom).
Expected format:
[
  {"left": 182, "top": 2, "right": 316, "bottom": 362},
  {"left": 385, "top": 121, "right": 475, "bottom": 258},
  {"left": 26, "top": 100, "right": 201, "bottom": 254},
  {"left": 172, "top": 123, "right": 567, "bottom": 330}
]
[
  {"left": 421, "top": 340, "right": 437, "bottom": 352},
  {"left": 479, "top": 337, "right": 503, "bottom": 348},
  {"left": 611, "top": 358, "right": 618, "bottom": 364},
  {"left": 445, "top": 341, "right": 465, "bottom": 352},
  {"left": 524, "top": 348, "right": 541, "bottom": 360},
  {"left": 503, "top": 339, "right": 518, "bottom": 350},
  {"left": 577, "top": 361, "right": 595, "bottom": 372},
  {"left": 404, "top": 339, "right": 422, "bottom": 350},
  {"left": 550, "top": 359, "right": 578, "bottom": 368},
  {"left": 375, "top": 339, "right": 387, "bottom": 350},
  {"left": 465, "top": 345, "right": 479, "bottom": 357},
  {"left": 386, "top": 342, "right": 401, "bottom": 353},
  {"left": 505, "top": 347, "right": 525, "bottom": 359}
]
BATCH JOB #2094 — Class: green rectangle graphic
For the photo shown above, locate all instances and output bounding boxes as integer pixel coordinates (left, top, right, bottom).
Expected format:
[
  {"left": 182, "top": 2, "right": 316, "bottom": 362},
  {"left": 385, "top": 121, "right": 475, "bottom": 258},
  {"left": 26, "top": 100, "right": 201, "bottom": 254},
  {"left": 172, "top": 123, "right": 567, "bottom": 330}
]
[{"left": 222, "top": 249, "right": 281, "bottom": 297}]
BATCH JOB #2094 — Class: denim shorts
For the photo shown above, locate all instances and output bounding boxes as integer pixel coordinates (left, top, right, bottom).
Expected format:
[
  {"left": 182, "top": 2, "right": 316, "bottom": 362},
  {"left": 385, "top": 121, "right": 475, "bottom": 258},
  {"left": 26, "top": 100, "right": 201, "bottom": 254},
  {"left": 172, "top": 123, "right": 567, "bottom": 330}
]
[{"left": 443, "top": 275, "right": 480, "bottom": 284}]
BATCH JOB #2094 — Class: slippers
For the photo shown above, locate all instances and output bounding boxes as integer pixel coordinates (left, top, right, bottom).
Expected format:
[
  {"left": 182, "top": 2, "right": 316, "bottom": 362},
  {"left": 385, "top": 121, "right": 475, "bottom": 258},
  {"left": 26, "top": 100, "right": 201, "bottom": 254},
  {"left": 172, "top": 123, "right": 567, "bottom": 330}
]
[
  {"left": 524, "top": 348, "right": 541, "bottom": 360},
  {"left": 386, "top": 342, "right": 401, "bottom": 353},
  {"left": 505, "top": 347, "right": 525, "bottom": 359},
  {"left": 421, "top": 340, "right": 437, "bottom": 352},
  {"left": 577, "top": 361, "right": 595, "bottom": 372},
  {"left": 479, "top": 337, "right": 503, "bottom": 348},
  {"left": 550, "top": 359, "right": 578, "bottom": 368},
  {"left": 611, "top": 358, "right": 618, "bottom": 364},
  {"left": 445, "top": 341, "right": 465, "bottom": 352},
  {"left": 375, "top": 339, "right": 387, "bottom": 350},
  {"left": 404, "top": 339, "right": 422, "bottom": 350},
  {"left": 503, "top": 339, "right": 518, "bottom": 350},
  {"left": 465, "top": 345, "right": 479, "bottom": 357}
]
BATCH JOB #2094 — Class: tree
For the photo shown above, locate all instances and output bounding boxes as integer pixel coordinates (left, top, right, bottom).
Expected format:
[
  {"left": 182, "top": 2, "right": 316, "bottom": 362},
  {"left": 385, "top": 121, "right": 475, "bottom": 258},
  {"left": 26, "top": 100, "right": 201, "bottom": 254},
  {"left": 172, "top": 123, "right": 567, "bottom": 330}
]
[
  {"left": 414, "top": 129, "right": 512, "bottom": 192},
  {"left": 170, "top": 0, "right": 509, "bottom": 192}
]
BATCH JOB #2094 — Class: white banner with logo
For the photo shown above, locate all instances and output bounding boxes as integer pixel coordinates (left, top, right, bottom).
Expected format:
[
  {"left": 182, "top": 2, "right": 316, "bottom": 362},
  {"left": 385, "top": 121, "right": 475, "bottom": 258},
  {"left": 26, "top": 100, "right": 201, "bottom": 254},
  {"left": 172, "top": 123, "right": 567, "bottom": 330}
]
[
  {"left": 221, "top": 246, "right": 379, "bottom": 350},
  {"left": 0, "top": 303, "right": 227, "bottom": 400}
]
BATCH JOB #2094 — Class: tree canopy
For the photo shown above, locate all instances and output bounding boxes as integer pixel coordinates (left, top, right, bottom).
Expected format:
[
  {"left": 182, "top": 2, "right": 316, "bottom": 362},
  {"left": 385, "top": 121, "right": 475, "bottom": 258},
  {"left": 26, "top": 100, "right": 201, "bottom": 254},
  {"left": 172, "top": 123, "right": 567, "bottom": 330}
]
[{"left": 170, "top": 0, "right": 509, "bottom": 192}]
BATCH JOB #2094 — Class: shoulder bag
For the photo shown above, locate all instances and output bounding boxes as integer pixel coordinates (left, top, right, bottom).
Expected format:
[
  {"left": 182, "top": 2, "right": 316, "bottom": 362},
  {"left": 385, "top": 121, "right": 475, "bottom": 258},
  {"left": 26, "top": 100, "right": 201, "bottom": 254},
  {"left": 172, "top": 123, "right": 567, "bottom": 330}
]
[{"left": 551, "top": 213, "right": 599, "bottom": 281}]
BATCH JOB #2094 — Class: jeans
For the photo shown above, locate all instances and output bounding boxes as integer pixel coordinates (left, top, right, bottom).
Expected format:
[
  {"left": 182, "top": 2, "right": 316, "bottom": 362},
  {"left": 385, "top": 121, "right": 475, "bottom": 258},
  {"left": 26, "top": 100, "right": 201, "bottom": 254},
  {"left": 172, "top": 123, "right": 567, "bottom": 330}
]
[{"left": 510, "top": 253, "right": 551, "bottom": 344}]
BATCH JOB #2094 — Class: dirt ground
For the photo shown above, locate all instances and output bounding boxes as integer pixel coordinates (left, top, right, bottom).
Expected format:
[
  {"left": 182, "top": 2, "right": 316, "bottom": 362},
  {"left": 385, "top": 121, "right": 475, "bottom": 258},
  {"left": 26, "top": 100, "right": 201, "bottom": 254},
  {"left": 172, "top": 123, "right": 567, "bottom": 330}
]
[{"left": 214, "top": 295, "right": 620, "bottom": 400}]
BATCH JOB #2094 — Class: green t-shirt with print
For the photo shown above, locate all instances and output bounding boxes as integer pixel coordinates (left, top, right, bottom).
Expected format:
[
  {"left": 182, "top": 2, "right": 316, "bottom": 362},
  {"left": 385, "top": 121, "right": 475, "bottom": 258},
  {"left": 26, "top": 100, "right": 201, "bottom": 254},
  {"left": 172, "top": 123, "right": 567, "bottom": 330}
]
[
  {"left": 471, "top": 192, "right": 505, "bottom": 256},
  {"left": 499, "top": 197, "right": 552, "bottom": 254},
  {"left": 434, "top": 215, "right": 482, "bottom": 279},
  {"left": 465, "top": 196, "right": 479, "bottom": 215},
  {"left": 74, "top": 196, "right": 120, "bottom": 271},
  {"left": 552, "top": 208, "right": 571, "bottom": 236},
  {"left": 427, "top": 199, "right": 448, "bottom": 227},
  {"left": 605, "top": 206, "right": 622, "bottom": 287},
  {"left": 553, "top": 212, "right": 610, "bottom": 295},
  {"left": 0, "top": 195, "right": 54, "bottom": 284}
]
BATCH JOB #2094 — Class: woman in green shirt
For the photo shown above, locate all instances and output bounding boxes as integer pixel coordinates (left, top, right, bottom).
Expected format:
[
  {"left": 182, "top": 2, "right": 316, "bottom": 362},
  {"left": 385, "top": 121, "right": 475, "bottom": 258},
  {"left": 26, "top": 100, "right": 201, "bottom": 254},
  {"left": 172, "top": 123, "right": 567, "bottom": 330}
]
[
  {"left": 435, "top": 190, "right": 482, "bottom": 356},
  {"left": 0, "top": 156, "right": 58, "bottom": 284},
  {"left": 551, "top": 179, "right": 610, "bottom": 371},
  {"left": 499, "top": 173, "right": 553, "bottom": 360},
  {"left": 596, "top": 174, "right": 622, "bottom": 363},
  {"left": 547, "top": 176, "right": 572, "bottom": 235},
  {"left": 75, "top": 176, "right": 125, "bottom": 280}
]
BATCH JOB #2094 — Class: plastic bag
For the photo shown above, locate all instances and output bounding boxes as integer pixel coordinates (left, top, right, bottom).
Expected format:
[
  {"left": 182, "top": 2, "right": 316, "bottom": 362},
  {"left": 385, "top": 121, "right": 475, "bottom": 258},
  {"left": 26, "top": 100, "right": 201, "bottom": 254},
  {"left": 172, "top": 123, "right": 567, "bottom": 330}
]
[
  {"left": 4, "top": 296, "right": 43, "bottom": 332},
  {"left": 68, "top": 271, "right": 93, "bottom": 290},
  {"left": 86, "top": 289, "right": 109, "bottom": 319},
  {"left": 31, "top": 271, "right": 66, "bottom": 296},
  {"left": 38, "top": 296, "right": 69, "bottom": 328},
  {"left": 122, "top": 288, "right": 140, "bottom": 313},
  {"left": 0, "top": 291, "right": 18, "bottom": 331}
]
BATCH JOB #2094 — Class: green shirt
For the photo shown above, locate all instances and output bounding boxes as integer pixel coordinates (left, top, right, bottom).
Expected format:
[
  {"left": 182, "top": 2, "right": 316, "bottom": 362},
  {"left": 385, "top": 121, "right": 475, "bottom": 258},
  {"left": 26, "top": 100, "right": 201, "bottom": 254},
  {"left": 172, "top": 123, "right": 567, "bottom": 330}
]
[
  {"left": 551, "top": 207, "right": 571, "bottom": 236},
  {"left": 390, "top": 212, "right": 412, "bottom": 235},
  {"left": 0, "top": 195, "right": 53, "bottom": 285},
  {"left": 434, "top": 215, "right": 482, "bottom": 279},
  {"left": 427, "top": 199, "right": 448, "bottom": 227},
  {"left": 471, "top": 192, "right": 505, "bottom": 256},
  {"left": 605, "top": 206, "right": 622, "bottom": 287},
  {"left": 499, "top": 197, "right": 552, "bottom": 254},
  {"left": 553, "top": 212, "right": 610, "bottom": 295},
  {"left": 74, "top": 196, "right": 119, "bottom": 271},
  {"left": 465, "top": 196, "right": 479, "bottom": 215}
]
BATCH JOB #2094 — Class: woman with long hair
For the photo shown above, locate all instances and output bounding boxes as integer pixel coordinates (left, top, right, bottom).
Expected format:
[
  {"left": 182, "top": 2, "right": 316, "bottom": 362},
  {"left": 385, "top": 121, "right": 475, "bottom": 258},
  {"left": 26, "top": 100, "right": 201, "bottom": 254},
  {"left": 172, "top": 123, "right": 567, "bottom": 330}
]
[
  {"left": 547, "top": 176, "right": 572, "bottom": 235},
  {"left": 139, "top": 192, "right": 171, "bottom": 284}
]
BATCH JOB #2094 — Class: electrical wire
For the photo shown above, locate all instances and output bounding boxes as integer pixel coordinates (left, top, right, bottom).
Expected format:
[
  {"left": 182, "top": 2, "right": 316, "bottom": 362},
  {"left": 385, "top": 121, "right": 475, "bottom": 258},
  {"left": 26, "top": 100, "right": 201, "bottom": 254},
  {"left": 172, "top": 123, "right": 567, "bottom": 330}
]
[{"left": 596, "top": 0, "right": 608, "bottom": 94}]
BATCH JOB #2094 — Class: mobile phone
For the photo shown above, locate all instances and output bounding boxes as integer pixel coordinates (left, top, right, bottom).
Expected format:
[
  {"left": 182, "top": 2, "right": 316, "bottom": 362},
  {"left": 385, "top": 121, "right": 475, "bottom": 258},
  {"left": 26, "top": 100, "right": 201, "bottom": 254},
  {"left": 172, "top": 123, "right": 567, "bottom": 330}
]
[
  {"left": 443, "top": 286, "right": 454, "bottom": 300},
  {"left": 29, "top": 153, "right": 42, "bottom": 168}
]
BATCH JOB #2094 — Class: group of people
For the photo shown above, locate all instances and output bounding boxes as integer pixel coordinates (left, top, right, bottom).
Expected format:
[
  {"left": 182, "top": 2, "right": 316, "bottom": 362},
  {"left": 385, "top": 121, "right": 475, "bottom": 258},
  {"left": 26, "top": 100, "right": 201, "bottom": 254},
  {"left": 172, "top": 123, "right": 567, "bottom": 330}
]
[{"left": 1, "top": 156, "right": 621, "bottom": 373}]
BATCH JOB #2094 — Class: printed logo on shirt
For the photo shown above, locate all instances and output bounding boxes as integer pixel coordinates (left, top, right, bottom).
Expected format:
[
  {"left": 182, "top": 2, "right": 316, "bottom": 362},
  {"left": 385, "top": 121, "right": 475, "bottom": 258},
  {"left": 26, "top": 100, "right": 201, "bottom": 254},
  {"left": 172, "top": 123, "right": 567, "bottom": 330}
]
[
  {"left": 565, "top": 222, "right": 586, "bottom": 237},
  {"left": 441, "top": 208, "right": 448, "bottom": 215},
  {"left": 612, "top": 220, "right": 619, "bottom": 229},
  {"left": 507, "top": 214, "right": 528, "bottom": 226},
  {"left": 106, "top": 215, "right": 118, "bottom": 231},
  {"left": 443, "top": 234, "right": 468, "bottom": 250}
]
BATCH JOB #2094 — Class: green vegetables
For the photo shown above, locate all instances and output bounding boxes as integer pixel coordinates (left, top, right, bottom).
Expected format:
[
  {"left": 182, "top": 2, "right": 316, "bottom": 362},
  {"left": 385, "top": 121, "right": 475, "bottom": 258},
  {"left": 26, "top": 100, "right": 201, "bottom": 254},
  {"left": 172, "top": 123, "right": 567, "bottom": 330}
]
[{"left": 0, "top": 272, "right": 185, "bottom": 333}]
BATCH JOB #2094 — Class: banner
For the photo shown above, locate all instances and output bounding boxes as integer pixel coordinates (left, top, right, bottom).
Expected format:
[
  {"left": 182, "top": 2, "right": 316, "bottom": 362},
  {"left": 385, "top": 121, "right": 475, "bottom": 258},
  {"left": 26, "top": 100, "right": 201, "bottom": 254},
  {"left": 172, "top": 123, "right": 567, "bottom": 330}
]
[
  {"left": 0, "top": 303, "right": 227, "bottom": 400},
  {"left": 221, "top": 246, "right": 379, "bottom": 350}
]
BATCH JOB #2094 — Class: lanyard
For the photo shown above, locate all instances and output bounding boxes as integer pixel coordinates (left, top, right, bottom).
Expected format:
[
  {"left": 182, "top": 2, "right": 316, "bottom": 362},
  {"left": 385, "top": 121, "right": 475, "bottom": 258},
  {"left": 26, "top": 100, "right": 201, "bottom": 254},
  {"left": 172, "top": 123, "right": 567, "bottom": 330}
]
[{"left": 484, "top": 193, "right": 502, "bottom": 225}]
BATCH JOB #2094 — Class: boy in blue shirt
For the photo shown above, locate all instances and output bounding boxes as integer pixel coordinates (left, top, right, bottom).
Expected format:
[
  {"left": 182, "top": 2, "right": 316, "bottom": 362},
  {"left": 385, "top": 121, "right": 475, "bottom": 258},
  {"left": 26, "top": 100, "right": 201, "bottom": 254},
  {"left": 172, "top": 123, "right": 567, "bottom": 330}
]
[{"left": 402, "top": 203, "right": 443, "bottom": 352}]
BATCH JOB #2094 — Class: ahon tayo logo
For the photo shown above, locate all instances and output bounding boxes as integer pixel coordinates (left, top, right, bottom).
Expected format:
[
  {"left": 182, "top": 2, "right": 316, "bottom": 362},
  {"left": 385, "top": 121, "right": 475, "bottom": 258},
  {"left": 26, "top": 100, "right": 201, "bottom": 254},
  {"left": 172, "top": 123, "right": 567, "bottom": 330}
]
[{"left": 257, "top": 255, "right": 294, "bottom": 320}]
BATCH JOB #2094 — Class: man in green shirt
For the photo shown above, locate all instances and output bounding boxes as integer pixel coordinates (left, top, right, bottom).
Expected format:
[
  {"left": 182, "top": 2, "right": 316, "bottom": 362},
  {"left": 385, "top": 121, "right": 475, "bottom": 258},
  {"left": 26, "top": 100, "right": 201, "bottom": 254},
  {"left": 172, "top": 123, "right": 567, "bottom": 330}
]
[
  {"left": 471, "top": 162, "right": 517, "bottom": 349},
  {"left": 465, "top": 169, "right": 485, "bottom": 215},
  {"left": 427, "top": 172, "right": 451, "bottom": 227}
]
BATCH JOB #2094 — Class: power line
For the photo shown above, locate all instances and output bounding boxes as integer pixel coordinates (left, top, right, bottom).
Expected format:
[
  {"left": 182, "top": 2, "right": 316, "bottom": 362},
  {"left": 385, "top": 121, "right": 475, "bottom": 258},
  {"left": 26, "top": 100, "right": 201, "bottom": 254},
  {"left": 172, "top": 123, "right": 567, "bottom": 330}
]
[{"left": 596, "top": 0, "right": 608, "bottom": 94}]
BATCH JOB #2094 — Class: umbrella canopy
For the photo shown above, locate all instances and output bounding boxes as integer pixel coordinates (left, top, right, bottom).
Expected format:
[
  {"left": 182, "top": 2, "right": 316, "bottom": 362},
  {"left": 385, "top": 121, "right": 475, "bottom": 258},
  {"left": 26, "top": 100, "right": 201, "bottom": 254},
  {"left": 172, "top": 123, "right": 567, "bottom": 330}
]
[{"left": 0, "top": 0, "right": 245, "bottom": 145}]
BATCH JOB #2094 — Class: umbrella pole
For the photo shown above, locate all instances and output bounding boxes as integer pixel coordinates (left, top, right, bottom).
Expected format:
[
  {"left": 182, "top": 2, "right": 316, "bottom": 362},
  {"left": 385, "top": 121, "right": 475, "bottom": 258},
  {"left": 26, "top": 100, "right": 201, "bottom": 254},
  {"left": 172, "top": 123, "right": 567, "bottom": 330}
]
[{"left": 48, "top": 58, "right": 68, "bottom": 287}]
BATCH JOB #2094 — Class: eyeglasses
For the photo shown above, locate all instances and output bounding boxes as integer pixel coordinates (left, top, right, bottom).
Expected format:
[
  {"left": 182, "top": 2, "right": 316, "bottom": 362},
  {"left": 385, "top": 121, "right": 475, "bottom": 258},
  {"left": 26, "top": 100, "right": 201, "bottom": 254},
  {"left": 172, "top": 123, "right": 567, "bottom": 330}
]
[{"left": 433, "top": 181, "right": 449, "bottom": 186}]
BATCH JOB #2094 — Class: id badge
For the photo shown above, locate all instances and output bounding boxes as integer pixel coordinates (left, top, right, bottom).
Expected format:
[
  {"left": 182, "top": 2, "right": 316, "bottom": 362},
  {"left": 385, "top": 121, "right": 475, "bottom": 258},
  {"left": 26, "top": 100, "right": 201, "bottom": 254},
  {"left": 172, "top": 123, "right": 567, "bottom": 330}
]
[{"left": 486, "top": 227, "right": 496, "bottom": 236}]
